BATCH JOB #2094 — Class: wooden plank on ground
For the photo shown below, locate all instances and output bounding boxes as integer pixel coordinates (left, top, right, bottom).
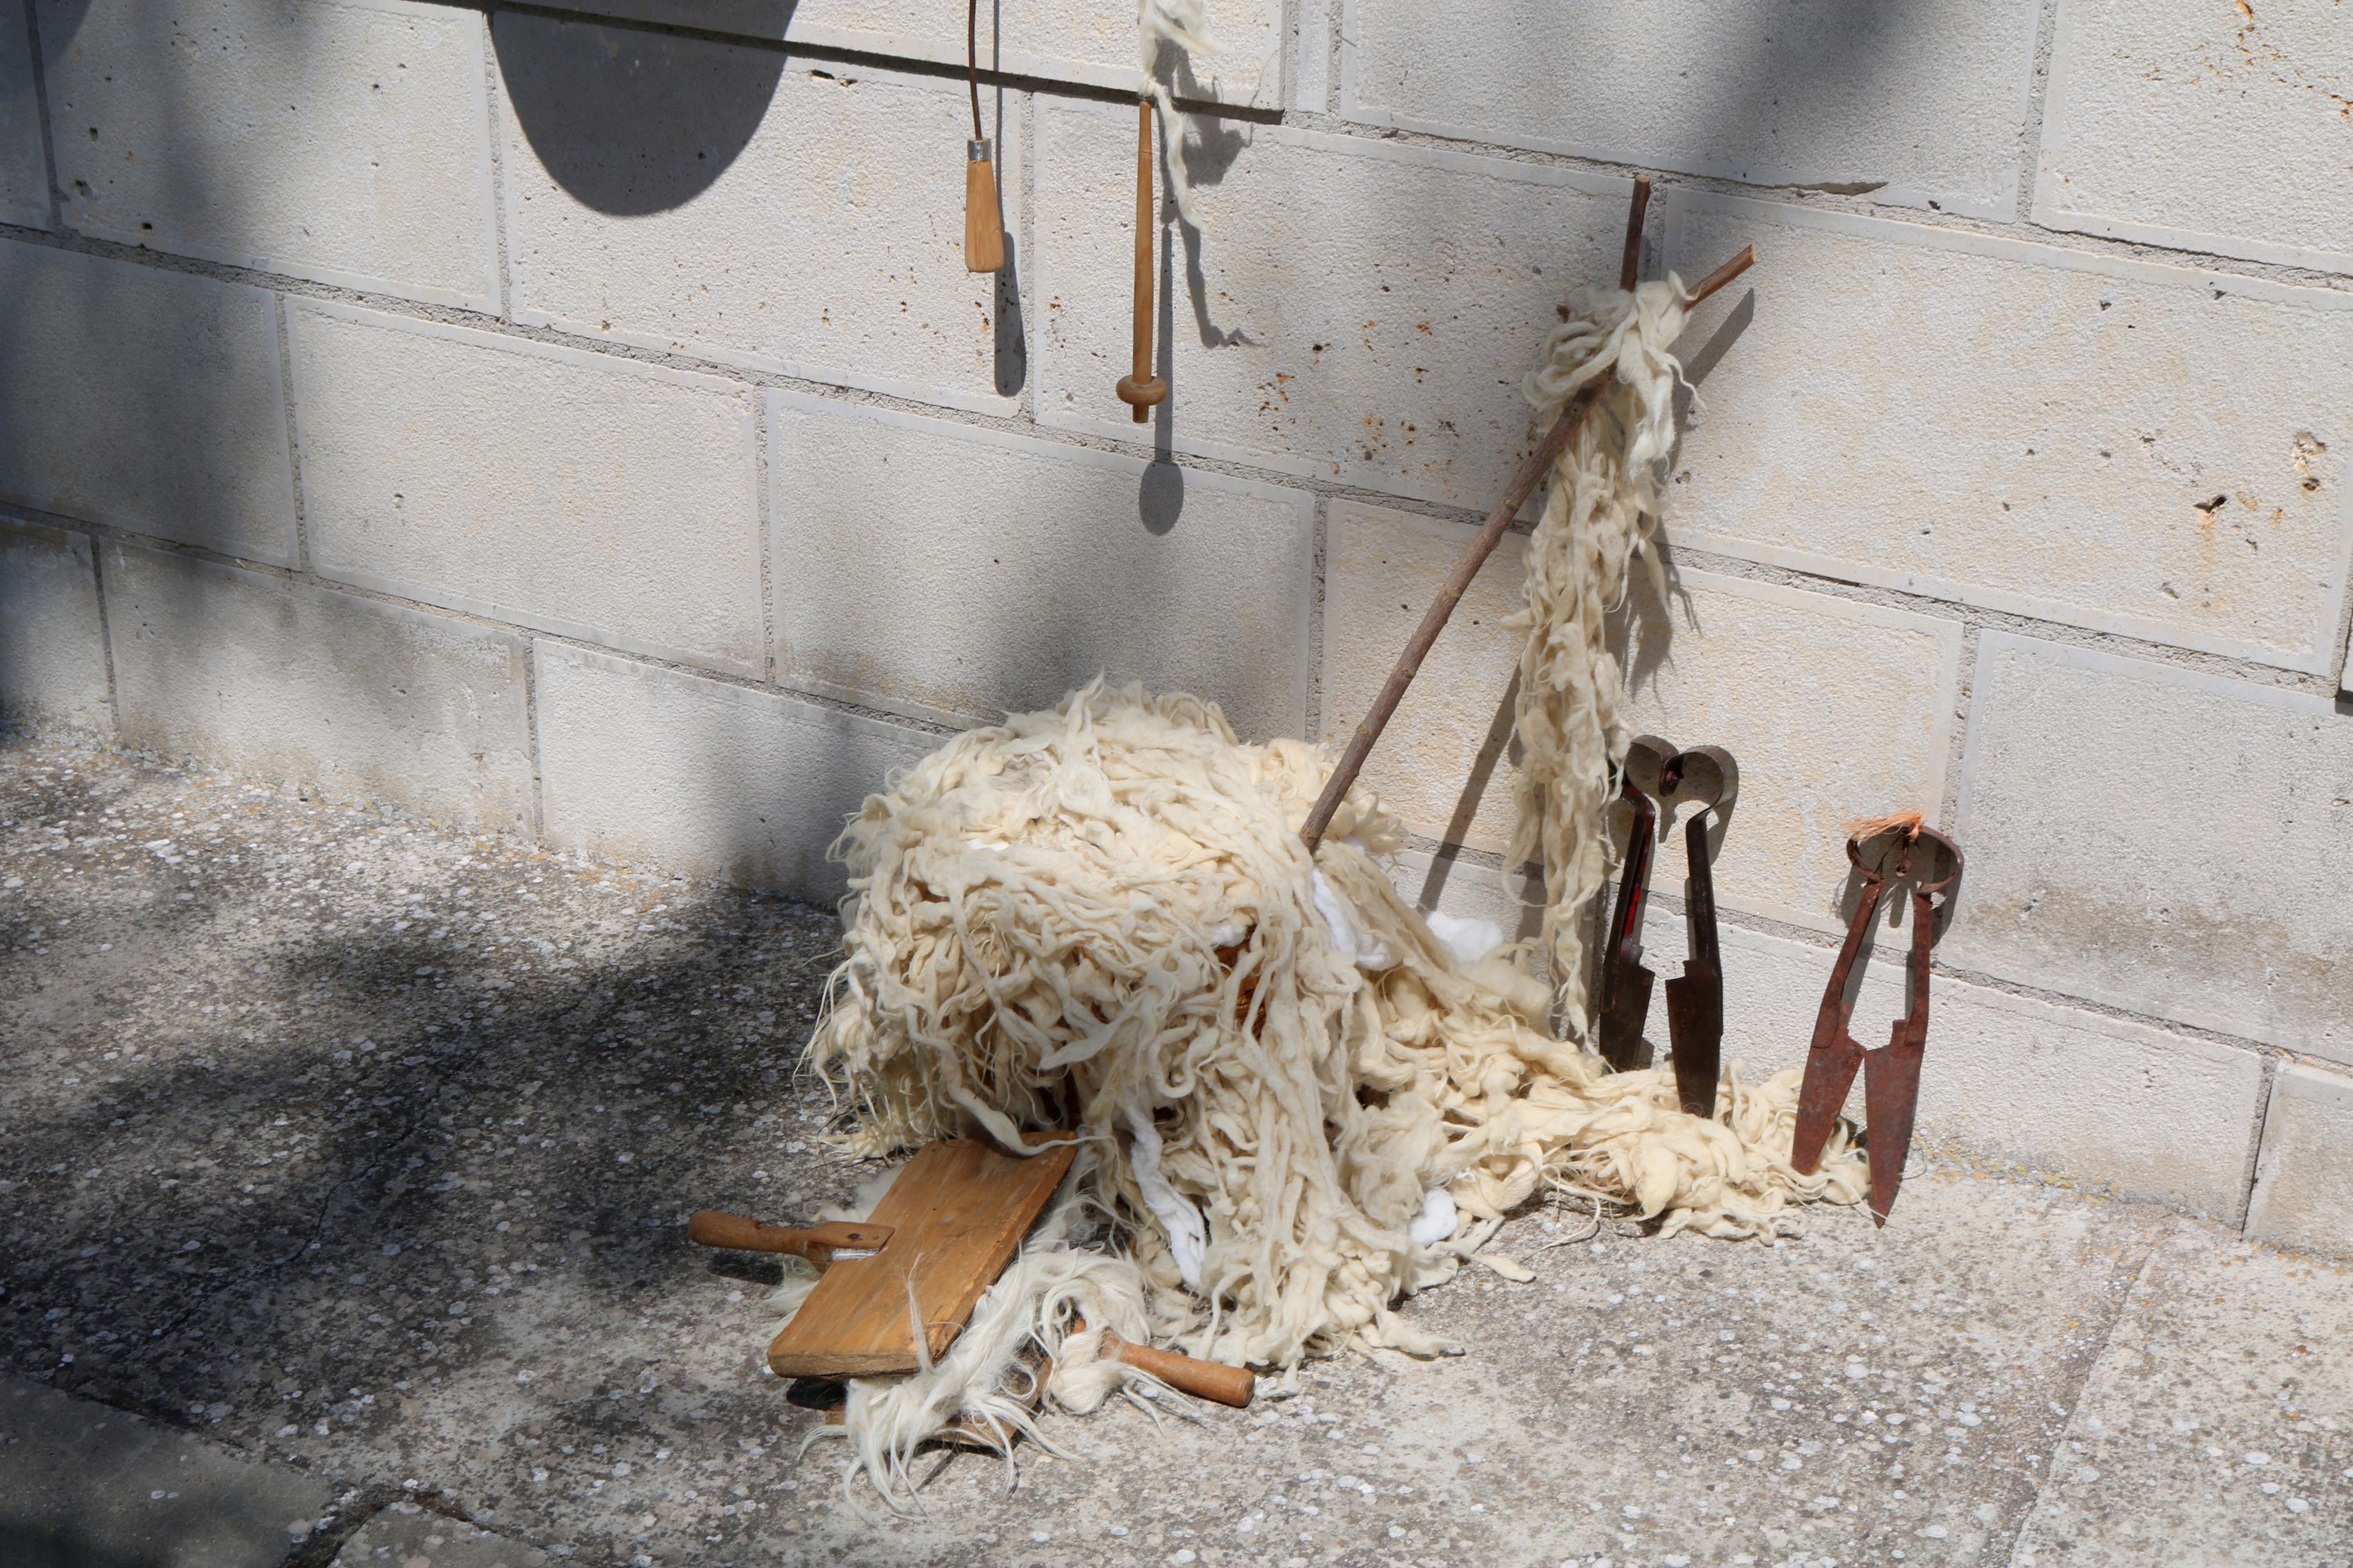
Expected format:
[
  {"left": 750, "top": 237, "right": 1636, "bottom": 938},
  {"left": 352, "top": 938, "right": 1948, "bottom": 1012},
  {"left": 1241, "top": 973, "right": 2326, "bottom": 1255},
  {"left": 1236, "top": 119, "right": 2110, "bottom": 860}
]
[{"left": 765, "top": 1135, "right": 1075, "bottom": 1378}]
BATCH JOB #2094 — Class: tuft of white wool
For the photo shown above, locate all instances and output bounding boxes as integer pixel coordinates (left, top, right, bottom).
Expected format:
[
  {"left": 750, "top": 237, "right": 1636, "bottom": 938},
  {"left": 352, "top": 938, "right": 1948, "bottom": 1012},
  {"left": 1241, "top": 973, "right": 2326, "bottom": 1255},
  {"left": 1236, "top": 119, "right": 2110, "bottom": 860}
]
[
  {"left": 1510, "top": 276, "right": 1695, "bottom": 1033},
  {"left": 803, "top": 1247, "right": 1161, "bottom": 1513},
  {"left": 808, "top": 681, "right": 1866, "bottom": 1375},
  {"left": 1138, "top": 0, "right": 1212, "bottom": 222}
]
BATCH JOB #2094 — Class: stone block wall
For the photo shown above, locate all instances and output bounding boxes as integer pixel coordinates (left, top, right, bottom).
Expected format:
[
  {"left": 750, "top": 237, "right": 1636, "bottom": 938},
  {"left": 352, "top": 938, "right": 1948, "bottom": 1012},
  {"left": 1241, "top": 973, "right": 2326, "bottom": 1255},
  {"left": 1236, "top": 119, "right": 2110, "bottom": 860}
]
[{"left": 0, "top": 0, "right": 2346, "bottom": 1251}]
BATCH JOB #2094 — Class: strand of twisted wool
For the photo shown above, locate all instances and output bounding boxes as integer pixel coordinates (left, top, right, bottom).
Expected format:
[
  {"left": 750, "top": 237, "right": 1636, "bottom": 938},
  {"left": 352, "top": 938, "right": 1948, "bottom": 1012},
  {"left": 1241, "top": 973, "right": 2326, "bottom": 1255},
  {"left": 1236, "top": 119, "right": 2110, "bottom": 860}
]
[
  {"left": 1510, "top": 275, "right": 1695, "bottom": 1033},
  {"left": 1138, "top": 0, "right": 1210, "bottom": 222},
  {"left": 808, "top": 681, "right": 1865, "bottom": 1377}
]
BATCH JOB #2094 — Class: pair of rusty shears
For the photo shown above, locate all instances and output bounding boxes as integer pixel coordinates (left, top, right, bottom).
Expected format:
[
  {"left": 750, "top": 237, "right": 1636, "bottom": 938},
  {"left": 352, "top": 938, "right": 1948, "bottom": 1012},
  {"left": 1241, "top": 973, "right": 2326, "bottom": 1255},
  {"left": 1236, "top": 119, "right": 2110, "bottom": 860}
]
[
  {"left": 1790, "top": 820, "right": 1964, "bottom": 1225},
  {"left": 1594, "top": 737, "right": 1737, "bottom": 1119}
]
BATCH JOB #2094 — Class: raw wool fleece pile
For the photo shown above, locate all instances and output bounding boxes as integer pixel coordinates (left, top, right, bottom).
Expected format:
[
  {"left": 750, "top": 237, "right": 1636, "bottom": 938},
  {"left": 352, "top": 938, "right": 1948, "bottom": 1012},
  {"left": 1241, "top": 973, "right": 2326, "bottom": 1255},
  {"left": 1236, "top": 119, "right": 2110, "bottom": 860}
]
[
  {"left": 810, "top": 682, "right": 1865, "bottom": 1373},
  {"left": 1511, "top": 276, "right": 1695, "bottom": 1032}
]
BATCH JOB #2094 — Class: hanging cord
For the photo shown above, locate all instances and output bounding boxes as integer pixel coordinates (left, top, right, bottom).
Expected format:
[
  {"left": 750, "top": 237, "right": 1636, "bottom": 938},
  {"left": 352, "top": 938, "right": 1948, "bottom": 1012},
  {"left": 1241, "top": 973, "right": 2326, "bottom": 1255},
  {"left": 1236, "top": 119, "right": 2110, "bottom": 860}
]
[{"left": 967, "top": 0, "right": 984, "bottom": 140}]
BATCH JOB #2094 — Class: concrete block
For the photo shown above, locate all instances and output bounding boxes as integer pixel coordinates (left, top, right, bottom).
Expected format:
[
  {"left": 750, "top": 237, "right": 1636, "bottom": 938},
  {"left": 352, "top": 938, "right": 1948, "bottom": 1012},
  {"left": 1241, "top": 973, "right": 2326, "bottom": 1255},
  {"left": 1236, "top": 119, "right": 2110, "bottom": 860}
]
[
  {"left": 1630, "top": 918, "right": 2263, "bottom": 1218},
  {"left": 522, "top": 0, "right": 1284, "bottom": 105},
  {"left": 1661, "top": 194, "right": 2353, "bottom": 675},
  {"left": 104, "top": 543, "right": 533, "bottom": 829},
  {"left": 0, "top": 518, "right": 110, "bottom": 731},
  {"left": 768, "top": 392, "right": 1314, "bottom": 739},
  {"left": 1034, "top": 105, "right": 1633, "bottom": 510},
  {"left": 332, "top": 1499, "right": 549, "bottom": 1568},
  {"left": 286, "top": 299, "right": 763, "bottom": 675},
  {"left": 533, "top": 643, "right": 935, "bottom": 899},
  {"left": 1340, "top": 0, "right": 2040, "bottom": 221},
  {"left": 2036, "top": 0, "right": 2353, "bottom": 275},
  {"left": 0, "top": 1376, "right": 335, "bottom": 1568},
  {"left": 0, "top": 239, "right": 296, "bottom": 563},
  {"left": 2246, "top": 1062, "right": 2353, "bottom": 1260},
  {"left": 494, "top": 17, "right": 1022, "bottom": 413},
  {"left": 0, "top": 0, "right": 45, "bottom": 227},
  {"left": 1322, "top": 502, "right": 1526, "bottom": 853},
  {"left": 1951, "top": 633, "right": 2353, "bottom": 1065},
  {"left": 1323, "top": 498, "right": 1962, "bottom": 932},
  {"left": 1617, "top": 571, "right": 1961, "bottom": 934},
  {"left": 40, "top": 0, "right": 498, "bottom": 310}
]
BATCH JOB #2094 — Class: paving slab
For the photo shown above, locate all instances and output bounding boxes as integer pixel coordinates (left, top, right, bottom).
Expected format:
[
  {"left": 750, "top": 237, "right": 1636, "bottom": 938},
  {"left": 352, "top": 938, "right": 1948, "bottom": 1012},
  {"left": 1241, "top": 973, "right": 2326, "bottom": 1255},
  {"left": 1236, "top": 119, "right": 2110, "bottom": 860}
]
[
  {"left": 0, "top": 1375, "right": 336, "bottom": 1567},
  {"left": 0, "top": 725, "right": 2333, "bottom": 1567},
  {"left": 2010, "top": 1225, "right": 2353, "bottom": 1566}
]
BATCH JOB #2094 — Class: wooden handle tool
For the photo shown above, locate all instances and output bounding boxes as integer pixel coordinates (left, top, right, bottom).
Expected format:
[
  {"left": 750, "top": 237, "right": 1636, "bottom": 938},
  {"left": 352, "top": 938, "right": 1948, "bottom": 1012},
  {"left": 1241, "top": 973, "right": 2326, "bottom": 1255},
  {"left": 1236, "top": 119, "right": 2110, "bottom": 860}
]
[
  {"left": 1073, "top": 1315, "right": 1252, "bottom": 1406},
  {"left": 1099, "top": 1327, "right": 1255, "bottom": 1407},
  {"left": 962, "top": 0, "right": 1005, "bottom": 272},
  {"left": 1114, "top": 99, "right": 1169, "bottom": 421},
  {"left": 687, "top": 1212, "right": 894, "bottom": 1267}
]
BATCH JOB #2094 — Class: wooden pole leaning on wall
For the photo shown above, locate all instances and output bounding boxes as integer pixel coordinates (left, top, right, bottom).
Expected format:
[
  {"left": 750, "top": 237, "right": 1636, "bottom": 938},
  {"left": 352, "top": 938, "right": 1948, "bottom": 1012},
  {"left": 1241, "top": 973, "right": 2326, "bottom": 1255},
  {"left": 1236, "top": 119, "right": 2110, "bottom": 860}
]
[
  {"left": 1298, "top": 177, "right": 1756, "bottom": 852},
  {"left": 1114, "top": 99, "right": 1169, "bottom": 422}
]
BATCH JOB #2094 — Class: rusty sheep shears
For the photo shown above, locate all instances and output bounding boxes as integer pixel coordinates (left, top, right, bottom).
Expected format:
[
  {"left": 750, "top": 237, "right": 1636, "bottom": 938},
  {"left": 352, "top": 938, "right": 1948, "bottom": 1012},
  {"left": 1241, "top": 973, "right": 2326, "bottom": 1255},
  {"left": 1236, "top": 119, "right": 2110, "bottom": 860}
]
[
  {"left": 1791, "top": 819, "right": 1964, "bottom": 1225},
  {"left": 1595, "top": 736, "right": 1737, "bottom": 1119}
]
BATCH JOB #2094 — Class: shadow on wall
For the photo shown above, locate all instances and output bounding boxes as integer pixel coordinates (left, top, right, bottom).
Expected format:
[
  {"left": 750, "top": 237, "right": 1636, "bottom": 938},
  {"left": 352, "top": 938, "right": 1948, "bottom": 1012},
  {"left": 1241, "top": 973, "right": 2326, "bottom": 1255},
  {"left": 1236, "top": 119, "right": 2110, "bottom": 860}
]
[
  {"left": 492, "top": 11, "right": 788, "bottom": 215},
  {"left": 6, "top": 0, "right": 1928, "bottom": 890}
]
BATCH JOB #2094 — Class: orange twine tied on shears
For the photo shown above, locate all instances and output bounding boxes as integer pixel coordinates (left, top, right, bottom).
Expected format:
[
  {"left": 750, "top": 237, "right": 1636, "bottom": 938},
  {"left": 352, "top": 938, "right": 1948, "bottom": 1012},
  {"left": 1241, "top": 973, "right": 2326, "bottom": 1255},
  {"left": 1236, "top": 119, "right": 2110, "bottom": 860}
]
[{"left": 1842, "top": 809, "right": 1925, "bottom": 844}]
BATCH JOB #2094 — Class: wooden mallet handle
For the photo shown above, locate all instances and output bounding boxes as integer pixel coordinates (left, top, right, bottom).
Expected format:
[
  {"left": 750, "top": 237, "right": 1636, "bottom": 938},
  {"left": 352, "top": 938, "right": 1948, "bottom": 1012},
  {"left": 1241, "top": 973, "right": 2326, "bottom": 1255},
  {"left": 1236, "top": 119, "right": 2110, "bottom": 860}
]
[
  {"left": 1096, "top": 1326, "right": 1254, "bottom": 1407},
  {"left": 1114, "top": 99, "right": 1169, "bottom": 421},
  {"left": 687, "top": 1212, "right": 894, "bottom": 1263},
  {"left": 965, "top": 141, "right": 1006, "bottom": 273}
]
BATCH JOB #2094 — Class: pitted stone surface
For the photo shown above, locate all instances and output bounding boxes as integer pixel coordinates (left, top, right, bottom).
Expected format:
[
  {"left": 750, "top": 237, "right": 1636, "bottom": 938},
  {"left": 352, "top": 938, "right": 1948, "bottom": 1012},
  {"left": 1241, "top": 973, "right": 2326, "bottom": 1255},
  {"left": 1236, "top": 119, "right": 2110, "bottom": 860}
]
[
  {"left": 1950, "top": 633, "right": 2353, "bottom": 1066},
  {"left": 515, "top": 0, "right": 1284, "bottom": 104},
  {"left": 287, "top": 300, "right": 765, "bottom": 677},
  {"left": 2009, "top": 1228, "right": 2353, "bottom": 1565},
  {"left": 1035, "top": 104, "right": 1634, "bottom": 510},
  {"left": 0, "top": 240, "right": 297, "bottom": 564},
  {"left": 0, "top": 0, "right": 43, "bottom": 227},
  {"left": 40, "top": 0, "right": 499, "bottom": 308},
  {"left": 2246, "top": 1062, "right": 2353, "bottom": 1260},
  {"left": 496, "top": 22, "right": 1023, "bottom": 414},
  {"left": 1341, "top": 0, "right": 2040, "bottom": 219},
  {"left": 1661, "top": 194, "right": 2353, "bottom": 674},
  {"left": 0, "top": 520, "right": 109, "bottom": 733},
  {"left": 102, "top": 544, "right": 535, "bottom": 834},
  {"left": 0, "top": 1376, "right": 339, "bottom": 1568},
  {"left": 332, "top": 1500, "right": 549, "bottom": 1567},
  {"left": 2036, "top": 0, "right": 2353, "bottom": 275},
  {"left": 768, "top": 394, "right": 1315, "bottom": 739},
  {"left": 532, "top": 642, "right": 937, "bottom": 901}
]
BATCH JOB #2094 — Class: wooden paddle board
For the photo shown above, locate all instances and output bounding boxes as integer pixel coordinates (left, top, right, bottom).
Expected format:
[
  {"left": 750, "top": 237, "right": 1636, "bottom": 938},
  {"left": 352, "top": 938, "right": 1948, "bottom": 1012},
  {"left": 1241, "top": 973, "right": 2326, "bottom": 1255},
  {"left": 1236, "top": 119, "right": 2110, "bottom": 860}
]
[{"left": 765, "top": 1135, "right": 1075, "bottom": 1378}]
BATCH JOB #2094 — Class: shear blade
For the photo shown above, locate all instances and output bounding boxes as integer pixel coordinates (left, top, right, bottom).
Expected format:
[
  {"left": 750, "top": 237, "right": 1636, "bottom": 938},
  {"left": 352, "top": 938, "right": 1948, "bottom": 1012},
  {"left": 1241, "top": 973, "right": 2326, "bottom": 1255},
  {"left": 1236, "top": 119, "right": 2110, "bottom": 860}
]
[
  {"left": 1864, "top": 1030, "right": 1926, "bottom": 1225},
  {"left": 1790, "top": 1032, "right": 1864, "bottom": 1175},
  {"left": 1663, "top": 960, "right": 1722, "bottom": 1118},
  {"left": 1598, "top": 961, "right": 1656, "bottom": 1073}
]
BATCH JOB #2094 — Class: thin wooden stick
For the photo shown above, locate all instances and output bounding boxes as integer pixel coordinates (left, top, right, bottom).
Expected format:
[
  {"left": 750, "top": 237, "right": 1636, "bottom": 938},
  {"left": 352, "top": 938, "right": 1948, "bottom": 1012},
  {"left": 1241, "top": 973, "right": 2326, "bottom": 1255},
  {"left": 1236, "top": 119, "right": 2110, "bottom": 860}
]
[
  {"left": 1298, "top": 222, "right": 1755, "bottom": 852},
  {"left": 1618, "top": 175, "right": 1652, "bottom": 292},
  {"left": 1685, "top": 243, "right": 1755, "bottom": 307}
]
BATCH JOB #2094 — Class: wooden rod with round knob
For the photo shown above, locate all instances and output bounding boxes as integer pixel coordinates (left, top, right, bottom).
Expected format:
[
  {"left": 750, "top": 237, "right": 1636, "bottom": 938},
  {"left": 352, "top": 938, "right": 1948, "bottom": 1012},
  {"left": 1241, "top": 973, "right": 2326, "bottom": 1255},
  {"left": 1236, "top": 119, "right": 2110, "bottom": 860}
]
[{"left": 1114, "top": 99, "right": 1168, "bottom": 422}]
